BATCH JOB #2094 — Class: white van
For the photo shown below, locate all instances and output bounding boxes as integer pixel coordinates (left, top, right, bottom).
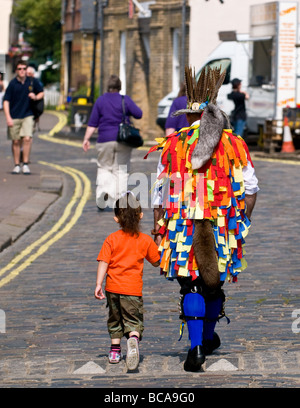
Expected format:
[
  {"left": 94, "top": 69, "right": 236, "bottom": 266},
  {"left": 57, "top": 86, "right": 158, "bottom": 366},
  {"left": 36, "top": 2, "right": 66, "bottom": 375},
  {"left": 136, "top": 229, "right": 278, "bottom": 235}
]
[
  {"left": 157, "top": 1, "right": 299, "bottom": 137},
  {"left": 157, "top": 33, "right": 274, "bottom": 134}
]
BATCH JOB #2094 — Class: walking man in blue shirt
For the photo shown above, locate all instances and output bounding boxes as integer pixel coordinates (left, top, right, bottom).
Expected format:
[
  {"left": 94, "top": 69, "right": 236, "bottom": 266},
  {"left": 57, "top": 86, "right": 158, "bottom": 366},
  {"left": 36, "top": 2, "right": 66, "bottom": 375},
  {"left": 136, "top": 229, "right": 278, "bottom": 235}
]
[{"left": 3, "top": 60, "right": 44, "bottom": 175}]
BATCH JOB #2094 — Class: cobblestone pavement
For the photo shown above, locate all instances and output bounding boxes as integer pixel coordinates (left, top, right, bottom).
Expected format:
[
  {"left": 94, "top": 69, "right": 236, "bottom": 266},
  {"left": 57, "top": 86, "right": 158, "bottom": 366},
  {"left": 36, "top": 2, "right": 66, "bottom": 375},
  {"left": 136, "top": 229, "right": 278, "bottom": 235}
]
[{"left": 0, "top": 112, "right": 300, "bottom": 389}]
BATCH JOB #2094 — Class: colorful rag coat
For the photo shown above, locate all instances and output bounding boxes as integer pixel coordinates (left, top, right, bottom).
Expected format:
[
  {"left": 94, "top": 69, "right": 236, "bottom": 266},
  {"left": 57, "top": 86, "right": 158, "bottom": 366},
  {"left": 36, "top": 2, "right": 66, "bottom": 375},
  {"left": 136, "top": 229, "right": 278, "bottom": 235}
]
[{"left": 145, "top": 124, "right": 254, "bottom": 283}]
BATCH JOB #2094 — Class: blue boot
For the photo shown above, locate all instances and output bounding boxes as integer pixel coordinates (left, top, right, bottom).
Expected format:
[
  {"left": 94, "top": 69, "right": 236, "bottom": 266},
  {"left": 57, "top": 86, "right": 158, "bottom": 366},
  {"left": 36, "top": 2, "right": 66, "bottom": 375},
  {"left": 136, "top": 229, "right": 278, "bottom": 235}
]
[
  {"left": 202, "top": 297, "right": 223, "bottom": 355},
  {"left": 182, "top": 292, "right": 206, "bottom": 371}
]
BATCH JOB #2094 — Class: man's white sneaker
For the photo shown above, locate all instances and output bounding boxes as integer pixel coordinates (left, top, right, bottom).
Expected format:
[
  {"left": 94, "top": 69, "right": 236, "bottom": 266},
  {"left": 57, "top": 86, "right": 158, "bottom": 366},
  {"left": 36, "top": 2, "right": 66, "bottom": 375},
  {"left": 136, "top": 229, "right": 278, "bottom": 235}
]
[
  {"left": 12, "top": 165, "right": 21, "bottom": 174},
  {"left": 22, "top": 164, "right": 31, "bottom": 175},
  {"left": 126, "top": 337, "right": 140, "bottom": 371}
]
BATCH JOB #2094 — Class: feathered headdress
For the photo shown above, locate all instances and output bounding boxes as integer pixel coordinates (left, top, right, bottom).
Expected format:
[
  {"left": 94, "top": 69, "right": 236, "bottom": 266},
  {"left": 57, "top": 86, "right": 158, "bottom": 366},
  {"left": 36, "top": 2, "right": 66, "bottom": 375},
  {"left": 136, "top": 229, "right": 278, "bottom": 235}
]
[{"left": 172, "top": 65, "right": 226, "bottom": 116}]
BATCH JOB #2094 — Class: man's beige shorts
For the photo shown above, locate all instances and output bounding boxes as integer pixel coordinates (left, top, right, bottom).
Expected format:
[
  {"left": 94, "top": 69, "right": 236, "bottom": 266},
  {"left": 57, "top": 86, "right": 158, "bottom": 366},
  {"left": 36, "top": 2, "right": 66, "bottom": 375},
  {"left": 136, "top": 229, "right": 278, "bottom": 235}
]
[{"left": 8, "top": 116, "right": 34, "bottom": 140}]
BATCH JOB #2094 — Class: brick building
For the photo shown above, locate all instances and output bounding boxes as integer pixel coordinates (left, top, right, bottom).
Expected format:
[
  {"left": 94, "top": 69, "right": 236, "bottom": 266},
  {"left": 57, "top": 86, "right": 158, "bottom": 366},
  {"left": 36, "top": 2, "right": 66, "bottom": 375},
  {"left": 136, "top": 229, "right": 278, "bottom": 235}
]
[{"left": 60, "top": 0, "right": 190, "bottom": 139}]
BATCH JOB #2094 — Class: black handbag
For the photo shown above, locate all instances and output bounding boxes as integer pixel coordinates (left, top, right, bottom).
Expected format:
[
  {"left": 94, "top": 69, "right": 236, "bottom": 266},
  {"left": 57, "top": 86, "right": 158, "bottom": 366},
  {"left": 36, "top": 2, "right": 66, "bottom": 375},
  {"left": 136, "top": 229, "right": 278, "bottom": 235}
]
[{"left": 117, "top": 95, "right": 143, "bottom": 148}]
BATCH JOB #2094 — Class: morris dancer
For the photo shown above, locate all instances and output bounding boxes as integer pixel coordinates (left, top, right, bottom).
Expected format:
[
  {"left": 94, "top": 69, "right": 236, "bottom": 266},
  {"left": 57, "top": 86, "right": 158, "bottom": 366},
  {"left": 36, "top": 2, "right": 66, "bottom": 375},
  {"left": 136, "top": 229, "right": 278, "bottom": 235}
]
[{"left": 145, "top": 66, "right": 259, "bottom": 372}]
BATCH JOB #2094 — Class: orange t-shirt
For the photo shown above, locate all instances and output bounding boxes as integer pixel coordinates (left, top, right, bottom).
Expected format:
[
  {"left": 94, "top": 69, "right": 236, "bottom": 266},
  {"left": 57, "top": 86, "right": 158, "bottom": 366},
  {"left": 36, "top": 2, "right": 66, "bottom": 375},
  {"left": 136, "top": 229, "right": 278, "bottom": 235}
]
[{"left": 97, "top": 229, "right": 160, "bottom": 296}]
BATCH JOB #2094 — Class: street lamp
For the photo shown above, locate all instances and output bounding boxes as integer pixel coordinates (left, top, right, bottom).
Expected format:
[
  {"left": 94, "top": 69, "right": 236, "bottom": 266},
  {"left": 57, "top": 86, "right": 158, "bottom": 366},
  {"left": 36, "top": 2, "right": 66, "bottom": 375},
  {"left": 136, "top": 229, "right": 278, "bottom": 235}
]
[
  {"left": 181, "top": 0, "right": 186, "bottom": 82},
  {"left": 91, "top": 0, "right": 99, "bottom": 103},
  {"left": 100, "top": 0, "right": 108, "bottom": 95},
  {"left": 90, "top": 0, "right": 108, "bottom": 100}
]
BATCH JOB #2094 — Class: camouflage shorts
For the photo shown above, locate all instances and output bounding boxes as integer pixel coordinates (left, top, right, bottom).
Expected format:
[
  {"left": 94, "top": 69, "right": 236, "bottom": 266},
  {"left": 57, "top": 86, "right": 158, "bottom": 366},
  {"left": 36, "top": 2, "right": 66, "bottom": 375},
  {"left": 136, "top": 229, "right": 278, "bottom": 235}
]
[{"left": 106, "top": 291, "right": 144, "bottom": 340}]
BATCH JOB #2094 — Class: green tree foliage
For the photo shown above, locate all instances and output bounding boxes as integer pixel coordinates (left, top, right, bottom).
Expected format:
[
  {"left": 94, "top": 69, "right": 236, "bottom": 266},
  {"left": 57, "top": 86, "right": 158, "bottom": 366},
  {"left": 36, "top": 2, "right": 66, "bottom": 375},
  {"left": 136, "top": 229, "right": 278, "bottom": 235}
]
[{"left": 13, "top": 0, "right": 62, "bottom": 63}]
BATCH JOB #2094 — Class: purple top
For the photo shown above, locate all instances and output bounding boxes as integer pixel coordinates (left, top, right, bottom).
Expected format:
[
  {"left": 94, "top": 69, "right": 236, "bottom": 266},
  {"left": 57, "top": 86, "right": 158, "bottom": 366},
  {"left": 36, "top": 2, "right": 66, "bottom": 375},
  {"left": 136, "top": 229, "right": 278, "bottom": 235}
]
[
  {"left": 165, "top": 95, "right": 189, "bottom": 131},
  {"left": 88, "top": 92, "right": 143, "bottom": 143}
]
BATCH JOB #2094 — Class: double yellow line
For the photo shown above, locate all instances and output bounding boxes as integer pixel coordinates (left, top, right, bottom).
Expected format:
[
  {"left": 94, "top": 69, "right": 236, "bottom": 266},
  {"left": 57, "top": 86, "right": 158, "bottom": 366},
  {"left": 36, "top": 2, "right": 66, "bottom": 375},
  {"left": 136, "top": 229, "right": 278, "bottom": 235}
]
[
  {"left": 0, "top": 115, "right": 91, "bottom": 289},
  {"left": 0, "top": 164, "right": 91, "bottom": 289},
  {"left": 38, "top": 111, "right": 95, "bottom": 149}
]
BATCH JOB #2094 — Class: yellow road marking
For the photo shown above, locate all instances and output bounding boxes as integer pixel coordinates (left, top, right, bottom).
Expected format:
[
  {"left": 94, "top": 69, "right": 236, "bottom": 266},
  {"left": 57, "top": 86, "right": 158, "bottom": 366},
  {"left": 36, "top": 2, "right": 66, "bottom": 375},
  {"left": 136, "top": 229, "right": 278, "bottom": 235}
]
[
  {"left": 46, "top": 111, "right": 68, "bottom": 136},
  {"left": 252, "top": 155, "right": 300, "bottom": 166},
  {"left": 38, "top": 133, "right": 87, "bottom": 148},
  {"left": 39, "top": 110, "right": 94, "bottom": 149},
  {"left": 0, "top": 163, "right": 91, "bottom": 289},
  {"left": 0, "top": 164, "right": 82, "bottom": 278}
]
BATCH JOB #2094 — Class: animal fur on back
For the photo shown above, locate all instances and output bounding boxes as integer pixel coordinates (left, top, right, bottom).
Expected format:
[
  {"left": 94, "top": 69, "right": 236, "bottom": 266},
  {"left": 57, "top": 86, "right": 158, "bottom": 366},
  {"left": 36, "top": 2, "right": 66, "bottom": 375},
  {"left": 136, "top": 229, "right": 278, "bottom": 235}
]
[
  {"left": 191, "top": 104, "right": 228, "bottom": 170},
  {"left": 191, "top": 105, "right": 230, "bottom": 287},
  {"left": 193, "top": 219, "right": 220, "bottom": 289}
]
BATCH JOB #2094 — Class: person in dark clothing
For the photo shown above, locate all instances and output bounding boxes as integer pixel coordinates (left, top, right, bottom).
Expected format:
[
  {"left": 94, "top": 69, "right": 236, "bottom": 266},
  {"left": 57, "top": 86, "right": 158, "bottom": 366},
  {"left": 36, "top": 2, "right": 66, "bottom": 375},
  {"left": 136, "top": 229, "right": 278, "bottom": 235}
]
[
  {"left": 227, "top": 78, "right": 249, "bottom": 138},
  {"left": 165, "top": 82, "right": 189, "bottom": 136},
  {"left": 26, "top": 66, "right": 44, "bottom": 131}
]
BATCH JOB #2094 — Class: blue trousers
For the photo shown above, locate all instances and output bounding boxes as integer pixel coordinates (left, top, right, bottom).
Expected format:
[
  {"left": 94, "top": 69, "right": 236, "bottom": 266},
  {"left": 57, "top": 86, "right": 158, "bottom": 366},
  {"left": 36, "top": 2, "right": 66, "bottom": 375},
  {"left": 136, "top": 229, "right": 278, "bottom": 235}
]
[{"left": 233, "top": 119, "right": 246, "bottom": 137}]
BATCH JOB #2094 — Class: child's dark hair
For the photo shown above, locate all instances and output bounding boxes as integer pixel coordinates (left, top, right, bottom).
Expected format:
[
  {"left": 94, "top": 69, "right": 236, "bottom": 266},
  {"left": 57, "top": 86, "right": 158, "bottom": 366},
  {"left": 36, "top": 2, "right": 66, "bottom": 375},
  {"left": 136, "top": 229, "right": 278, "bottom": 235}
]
[{"left": 114, "top": 193, "right": 142, "bottom": 235}]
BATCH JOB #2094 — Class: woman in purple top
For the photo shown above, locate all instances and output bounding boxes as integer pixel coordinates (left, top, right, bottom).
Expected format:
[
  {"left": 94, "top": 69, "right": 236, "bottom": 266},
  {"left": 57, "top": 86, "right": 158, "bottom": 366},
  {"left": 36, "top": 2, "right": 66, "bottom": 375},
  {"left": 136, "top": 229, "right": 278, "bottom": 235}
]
[
  {"left": 165, "top": 83, "right": 189, "bottom": 136},
  {"left": 82, "top": 75, "right": 142, "bottom": 210}
]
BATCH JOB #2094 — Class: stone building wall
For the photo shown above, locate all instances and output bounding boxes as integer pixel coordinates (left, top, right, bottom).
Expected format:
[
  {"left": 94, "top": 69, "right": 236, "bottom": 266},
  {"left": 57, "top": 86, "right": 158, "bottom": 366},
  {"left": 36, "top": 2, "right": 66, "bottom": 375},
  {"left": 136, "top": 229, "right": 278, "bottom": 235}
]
[{"left": 61, "top": 0, "right": 189, "bottom": 139}]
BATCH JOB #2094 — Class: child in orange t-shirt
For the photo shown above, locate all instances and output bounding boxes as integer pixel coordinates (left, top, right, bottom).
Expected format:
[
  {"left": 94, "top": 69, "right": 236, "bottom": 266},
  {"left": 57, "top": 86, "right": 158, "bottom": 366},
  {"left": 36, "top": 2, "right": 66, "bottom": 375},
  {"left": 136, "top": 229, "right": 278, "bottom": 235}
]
[{"left": 95, "top": 192, "right": 160, "bottom": 370}]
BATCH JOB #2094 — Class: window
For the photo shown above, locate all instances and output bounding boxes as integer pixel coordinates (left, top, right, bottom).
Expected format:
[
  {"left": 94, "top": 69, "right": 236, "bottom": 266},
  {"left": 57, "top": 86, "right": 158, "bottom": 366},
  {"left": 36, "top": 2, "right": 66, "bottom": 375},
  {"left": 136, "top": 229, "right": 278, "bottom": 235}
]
[
  {"left": 197, "top": 58, "right": 231, "bottom": 85},
  {"left": 249, "top": 39, "right": 273, "bottom": 86},
  {"left": 120, "top": 32, "right": 126, "bottom": 95},
  {"left": 172, "top": 28, "right": 180, "bottom": 91}
]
